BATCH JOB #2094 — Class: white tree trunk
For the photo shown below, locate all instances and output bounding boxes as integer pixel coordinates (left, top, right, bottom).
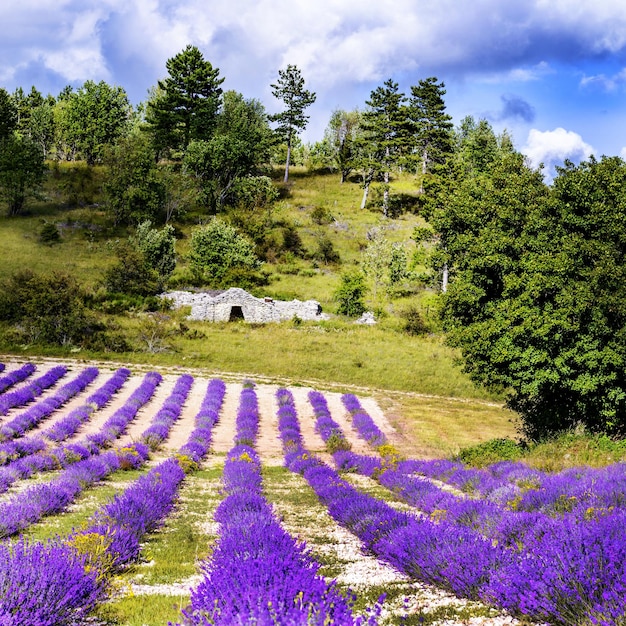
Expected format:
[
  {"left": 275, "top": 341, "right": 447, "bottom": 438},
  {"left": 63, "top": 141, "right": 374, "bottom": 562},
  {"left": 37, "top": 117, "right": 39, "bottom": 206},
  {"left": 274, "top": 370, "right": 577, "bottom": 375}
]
[
  {"left": 283, "top": 141, "right": 292, "bottom": 183},
  {"left": 361, "top": 182, "right": 370, "bottom": 209},
  {"left": 442, "top": 263, "right": 449, "bottom": 293}
]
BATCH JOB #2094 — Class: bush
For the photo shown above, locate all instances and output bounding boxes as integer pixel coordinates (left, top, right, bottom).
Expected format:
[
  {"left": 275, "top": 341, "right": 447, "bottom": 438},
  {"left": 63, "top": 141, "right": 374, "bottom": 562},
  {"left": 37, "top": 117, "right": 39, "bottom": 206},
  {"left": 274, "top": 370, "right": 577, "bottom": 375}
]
[
  {"left": 457, "top": 438, "right": 524, "bottom": 468},
  {"left": 0, "top": 270, "right": 101, "bottom": 346},
  {"left": 399, "top": 305, "right": 430, "bottom": 336},
  {"left": 39, "top": 222, "right": 61, "bottom": 245},
  {"left": 102, "top": 243, "right": 161, "bottom": 296},
  {"left": 334, "top": 271, "right": 367, "bottom": 317},
  {"left": 311, "top": 206, "right": 334, "bottom": 225},
  {"left": 313, "top": 234, "right": 340, "bottom": 265},
  {"left": 188, "top": 219, "right": 262, "bottom": 287}
]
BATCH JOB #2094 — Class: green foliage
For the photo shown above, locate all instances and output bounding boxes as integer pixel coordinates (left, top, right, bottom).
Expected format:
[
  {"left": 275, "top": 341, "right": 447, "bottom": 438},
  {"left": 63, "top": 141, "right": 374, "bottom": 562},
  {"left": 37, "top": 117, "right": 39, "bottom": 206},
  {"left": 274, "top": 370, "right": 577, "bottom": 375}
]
[
  {"left": 321, "top": 109, "right": 364, "bottom": 182},
  {"left": 310, "top": 206, "right": 334, "bottom": 225},
  {"left": 269, "top": 65, "right": 316, "bottom": 182},
  {"left": 0, "top": 134, "right": 45, "bottom": 215},
  {"left": 313, "top": 234, "right": 340, "bottom": 265},
  {"left": 456, "top": 438, "right": 524, "bottom": 468},
  {"left": 438, "top": 153, "right": 626, "bottom": 438},
  {"left": 103, "top": 132, "right": 165, "bottom": 225},
  {"left": 56, "top": 80, "right": 130, "bottom": 165},
  {"left": 399, "top": 304, "right": 430, "bottom": 336},
  {"left": 406, "top": 77, "right": 454, "bottom": 175},
  {"left": 0, "top": 88, "right": 18, "bottom": 141},
  {"left": 188, "top": 218, "right": 261, "bottom": 286},
  {"left": 39, "top": 222, "right": 61, "bottom": 245},
  {"left": 0, "top": 270, "right": 99, "bottom": 346},
  {"left": 334, "top": 271, "right": 367, "bottom": 317},
  {"left": 146, "top": 45, "right": 224, "bottom": 155},
  {"left": 361, "top": 79, "right": 408, "bottom": 216},
  {"left": 230, "top": 176, "right": 278, "bottom": 210},
  {"left": 133, "top": 221, "right": 176, "bottom": 279},
  {"left": 183, "top": 91, "right": 274, "bottom": 210},
  {"left": 102, "top": 242, "right": 161, "bottom": 296}
]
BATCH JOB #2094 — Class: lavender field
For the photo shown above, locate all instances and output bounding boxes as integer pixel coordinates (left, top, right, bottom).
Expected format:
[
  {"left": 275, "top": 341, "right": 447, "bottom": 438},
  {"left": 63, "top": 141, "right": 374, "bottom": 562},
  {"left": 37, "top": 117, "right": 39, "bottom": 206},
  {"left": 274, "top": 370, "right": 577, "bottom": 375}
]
[{"left": 0, "top": 359, "right": 624, "bottom": 625}]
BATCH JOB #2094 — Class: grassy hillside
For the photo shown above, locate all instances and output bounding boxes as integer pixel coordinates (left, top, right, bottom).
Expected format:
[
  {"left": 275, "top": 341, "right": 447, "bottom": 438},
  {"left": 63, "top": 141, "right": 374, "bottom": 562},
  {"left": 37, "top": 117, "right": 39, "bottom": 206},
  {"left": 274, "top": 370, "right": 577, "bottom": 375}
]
[{"left": 0, "top": 161, "right": 518, "bottom": 452}]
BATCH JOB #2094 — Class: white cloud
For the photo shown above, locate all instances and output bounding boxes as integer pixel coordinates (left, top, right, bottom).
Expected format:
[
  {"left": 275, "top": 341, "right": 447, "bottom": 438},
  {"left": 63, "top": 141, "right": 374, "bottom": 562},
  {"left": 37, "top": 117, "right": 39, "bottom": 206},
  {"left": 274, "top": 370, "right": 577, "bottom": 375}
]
[{"left": 522, "top": 128, "right": 595, "bottom": 180}]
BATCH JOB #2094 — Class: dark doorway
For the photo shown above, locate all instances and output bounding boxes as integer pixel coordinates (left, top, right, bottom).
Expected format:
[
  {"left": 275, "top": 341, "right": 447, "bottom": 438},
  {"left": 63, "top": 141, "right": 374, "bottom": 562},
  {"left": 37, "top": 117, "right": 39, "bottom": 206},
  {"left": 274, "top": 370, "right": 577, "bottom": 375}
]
[{"left": 229, "top": 306, "right": 245, "bottom": 321}]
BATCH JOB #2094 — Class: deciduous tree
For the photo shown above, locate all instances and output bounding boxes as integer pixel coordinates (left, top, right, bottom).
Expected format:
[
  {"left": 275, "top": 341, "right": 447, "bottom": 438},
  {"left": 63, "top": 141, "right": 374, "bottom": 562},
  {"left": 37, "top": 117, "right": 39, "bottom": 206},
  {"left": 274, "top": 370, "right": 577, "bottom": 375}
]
[
  {"left": 437, "top": 153, "right": 626, "bottom": 438},
  {"left": 0, "top": 134, "right": 45, "bottom": 215},
  {"left": 188, "top": 219, "right": 261, "bottom": 286},
  {"left": 57, "top": 80, "right": 131, "bottom": 165}
]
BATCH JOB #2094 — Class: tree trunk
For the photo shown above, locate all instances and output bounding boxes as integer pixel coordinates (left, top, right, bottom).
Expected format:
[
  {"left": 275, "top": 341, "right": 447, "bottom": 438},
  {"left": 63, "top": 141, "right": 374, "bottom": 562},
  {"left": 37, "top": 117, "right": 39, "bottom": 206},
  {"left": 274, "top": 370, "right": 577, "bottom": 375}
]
[
  {"left": 361, "top": 182, "right": 370, "bottom": 209},
  {"left": 442, "top": 263, "right": 449, "bottom": 293},
  {"left": 383, "top": 170, "right": 389, "bottom": 217},
  {"left": 283, "top": 140, "right": 291, "bottom": 183}
]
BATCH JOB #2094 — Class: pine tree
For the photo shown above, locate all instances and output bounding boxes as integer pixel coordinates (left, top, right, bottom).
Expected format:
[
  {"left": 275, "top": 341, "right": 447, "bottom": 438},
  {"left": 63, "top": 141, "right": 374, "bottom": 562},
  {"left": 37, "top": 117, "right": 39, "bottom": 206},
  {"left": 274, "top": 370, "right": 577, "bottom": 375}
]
[
  {"left": 270, "top": 65, "right": 316, "bottom": 183},
  {"left": 407, "top": 77, "right": 454, "bottom": 183},
  {"left": 146, "top": 45, "right": 224, "bottom": 155},
  {"left": 360, "top": 79, "right": 407, "bottom": 216}
]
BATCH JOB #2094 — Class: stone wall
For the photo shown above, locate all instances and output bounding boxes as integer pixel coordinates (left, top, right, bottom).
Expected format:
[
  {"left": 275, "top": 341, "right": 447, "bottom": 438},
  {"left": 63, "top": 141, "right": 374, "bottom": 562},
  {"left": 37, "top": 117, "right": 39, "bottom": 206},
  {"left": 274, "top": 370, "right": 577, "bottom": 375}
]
[{"left": 161, "top": 288, "right": 330, "bottom": 323}]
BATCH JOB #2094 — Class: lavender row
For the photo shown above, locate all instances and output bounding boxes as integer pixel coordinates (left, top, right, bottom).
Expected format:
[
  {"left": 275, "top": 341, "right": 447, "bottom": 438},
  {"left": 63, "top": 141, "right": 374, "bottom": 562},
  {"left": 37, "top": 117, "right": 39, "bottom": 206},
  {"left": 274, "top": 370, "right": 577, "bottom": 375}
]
[
  {"left": 0, "top": 444, "right": 149, "bottom": 538},
  {"left": 0, "top": 370, "right": 136, "bottom": 493},
  {"left": 179, "top": 378, "right": 227, "bottom": 462},
  {"left": 44, "top": 367, "right": 131, "bottom": 442},
  {"left": 308, "top": 389, "right": 351, "bottom": 450},
  {"left": 0, "top": 366, "right": 98, "bottom": 442},
  {"left": 139, "top": 374, "right": 193, "bottom": 450},
  {"left": 0, "top": 362, "right": 36, "bottom": 394},
  {"left": 341, "top": 393, "right": 388, "bottom": 447},
  {"left": 72, "top": 378, "right": 226, "bottom": 572},
  {"left": 180, "top": 384, "right": 374, "bottom": 626},
  {"left": 340, "top": 392, "right": 626, "bottom": 520},
  {"left": 0, "top": 365, "right": 67, "bottom": 415},
  {"left": 0, "top": 363, "right": 4, "bottom": 373}
]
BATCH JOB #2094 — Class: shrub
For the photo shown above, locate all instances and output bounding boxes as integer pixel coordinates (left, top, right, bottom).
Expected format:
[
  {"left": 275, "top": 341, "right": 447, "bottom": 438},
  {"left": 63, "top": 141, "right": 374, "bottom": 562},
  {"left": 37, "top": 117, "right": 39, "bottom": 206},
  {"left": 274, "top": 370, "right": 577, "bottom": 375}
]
[
  {"left": 334, "top": 271, "right": 367, "bottom": 317},
  {"left": 457, "top": 438, "right": 524, "bottom": 468},
  {"left": 400, "top": 305, "right": 430, "bottom": 336},
  {"left": 39, "top": 222, "right": 61, "bottom": 245},
  {"left": 188, "top": 219, "right": 261, "bottom": 287}
]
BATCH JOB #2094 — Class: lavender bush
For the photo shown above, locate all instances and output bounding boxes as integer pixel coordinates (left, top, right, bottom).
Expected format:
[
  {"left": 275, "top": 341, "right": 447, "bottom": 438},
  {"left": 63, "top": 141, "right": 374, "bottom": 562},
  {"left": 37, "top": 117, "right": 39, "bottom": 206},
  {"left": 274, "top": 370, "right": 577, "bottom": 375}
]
[{"left": 0, "top": 538, "right": 106, "bottom": 625}]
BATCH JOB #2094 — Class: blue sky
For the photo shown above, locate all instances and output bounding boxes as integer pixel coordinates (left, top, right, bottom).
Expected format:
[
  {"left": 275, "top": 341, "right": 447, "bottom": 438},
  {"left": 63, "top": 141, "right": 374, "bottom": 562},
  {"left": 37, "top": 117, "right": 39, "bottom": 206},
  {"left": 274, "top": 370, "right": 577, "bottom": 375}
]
[{"left": 2, "top": 1, "right": 626, "bottom": 179}]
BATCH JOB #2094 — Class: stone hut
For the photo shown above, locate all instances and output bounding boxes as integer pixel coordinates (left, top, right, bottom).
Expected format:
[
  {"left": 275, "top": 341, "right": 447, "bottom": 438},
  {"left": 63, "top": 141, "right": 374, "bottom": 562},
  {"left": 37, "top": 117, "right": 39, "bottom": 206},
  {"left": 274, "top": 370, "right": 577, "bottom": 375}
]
[{"left": 162, "top": 288, "right": 330, "bottom": 323}]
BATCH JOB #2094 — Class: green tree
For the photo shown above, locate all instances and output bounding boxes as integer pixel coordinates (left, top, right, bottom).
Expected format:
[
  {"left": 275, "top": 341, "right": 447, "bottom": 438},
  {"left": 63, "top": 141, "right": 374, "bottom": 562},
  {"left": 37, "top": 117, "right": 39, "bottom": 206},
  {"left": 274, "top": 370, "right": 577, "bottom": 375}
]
[
  {"left": 28, "top": 100, "right": 56, "bottom": 158},
  {"left": 322, "top": 109, "right": 363, "bottom": 183},
  {"left": 183, "top": 91, "right": 274, "bottom": 210},
  {"left": 334, "top": 271, "right": 367, "bottom": 317},
  {"left": 188, "top": 219, "right": 261, "bottom": 286},
  {"left": 0, "top": 88, "right": 17, "bottom": 141},
  {"left": 361, "top": 79, "right": 407, "bottom": 216},
  {"left": 133, "top": 220, "right": 177, "bottom": 279},
  {"left": 270, "top": 65, "right": 316, "bottom": 183},
  {"left": 146, "top": 45, "right": 224, "bottom": 155},
  {"left": 0, "top": 270, "right": 98, "bottom": 346},
  {"left": 103, "top": 132, "right": 165, "bottom": 225},
  {"left": 58, "top": 80, "right": 131, "bottom": 165},
  {"left": 437, "top": 153, "right": 626, "bottom": 438},
  {"left": 406, "top": 77, "right": 454, "bottom": 185},
  {"left": 0, "top": 134, "right": 45, "bottom": 215}
]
